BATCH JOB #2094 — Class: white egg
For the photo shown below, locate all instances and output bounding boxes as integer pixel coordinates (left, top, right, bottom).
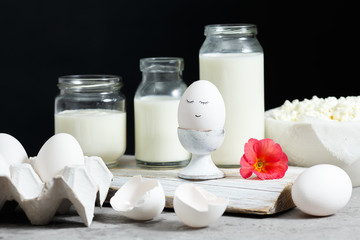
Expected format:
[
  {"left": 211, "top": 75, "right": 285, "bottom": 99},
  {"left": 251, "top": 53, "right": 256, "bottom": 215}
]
[
  {"left": 178, "top": 80, "right": 225, "bottom": 130},
  {"left": 110, "top": 175, "right": 165, "bottom": 221},
  {"left": 174, "top": 183, "right": 228, "bottom": 228},
  {"left": 0, "top": 154, "right": 10, "bottom": 177},
  {"left": 0, "top": 133, "right": 28, "bottom": 165},
  {"left": 33, "top": 133, "right": 85, "bottom": 182},
  {"left": 292, "top": 164, "right": 352, "bottom": 216}
]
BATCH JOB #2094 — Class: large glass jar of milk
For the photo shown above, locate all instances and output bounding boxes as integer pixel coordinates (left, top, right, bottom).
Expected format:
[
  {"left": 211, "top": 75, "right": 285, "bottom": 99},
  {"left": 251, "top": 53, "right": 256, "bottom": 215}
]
[
  {"left": 199, "top": 24, "right": 264, "bottom": 167},
  {"left": 134, "top": 57, "right": 190, "bottom": 167},
  {"left": 55, "top": 75, "right": 126, "bottom": 168}
]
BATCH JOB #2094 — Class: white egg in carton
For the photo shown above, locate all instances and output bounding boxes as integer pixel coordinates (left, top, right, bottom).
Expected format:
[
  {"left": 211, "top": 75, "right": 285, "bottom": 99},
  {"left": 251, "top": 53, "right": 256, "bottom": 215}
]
[{"left": 0, "top": 133, "right": 113, "bottom": 227}]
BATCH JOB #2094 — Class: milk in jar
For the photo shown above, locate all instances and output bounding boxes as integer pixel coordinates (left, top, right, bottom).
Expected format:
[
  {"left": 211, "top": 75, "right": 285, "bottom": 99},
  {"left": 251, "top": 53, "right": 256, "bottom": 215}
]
[
  {"left": 134, "top": 58, "right": 190, "bottom": 167},
  {"left": 134, "top": 96, "right": 189, "bottom": 163},
  {"left": 199, "top": 24, "right": 264, "bottom": 166},
  {"left": 55, "top": 75, "right": 126, "bottom": 167},
  {"left": 55, "top": 109, "right": 126, "bottom": 165}
]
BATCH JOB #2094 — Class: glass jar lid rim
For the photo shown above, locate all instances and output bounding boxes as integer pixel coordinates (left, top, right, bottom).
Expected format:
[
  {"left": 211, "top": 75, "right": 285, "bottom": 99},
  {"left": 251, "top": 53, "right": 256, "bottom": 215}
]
[
  {"left": 140, "top": 57, "right": 183, "bottom": 63},
  {"left": 205, "top": 24, "right": 258, "bottom": 35},
  {"left": 58, "top": 74, "right": 122, "bottom": 90},
  {"left": 59, "top": 74, "right": 121, "bottom": 82},
  {"left": 140, "top": 57, "right": 184, "bottom": 72}
]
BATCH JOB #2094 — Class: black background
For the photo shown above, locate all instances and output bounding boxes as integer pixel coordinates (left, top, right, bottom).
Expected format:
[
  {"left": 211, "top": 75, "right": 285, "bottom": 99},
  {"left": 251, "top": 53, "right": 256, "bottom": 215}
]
[{"left": 0, "top": 0, "right": 357, "bottom": 156}]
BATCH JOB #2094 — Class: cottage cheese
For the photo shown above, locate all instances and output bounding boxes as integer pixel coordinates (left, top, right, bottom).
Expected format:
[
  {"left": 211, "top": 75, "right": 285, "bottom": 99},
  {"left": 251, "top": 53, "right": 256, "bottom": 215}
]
[
  {"left": 265, "top": 96, "right": 360, "bottom": 187},
  {"left": 271, "top": 96, "right": 360, "bottom": 122}
]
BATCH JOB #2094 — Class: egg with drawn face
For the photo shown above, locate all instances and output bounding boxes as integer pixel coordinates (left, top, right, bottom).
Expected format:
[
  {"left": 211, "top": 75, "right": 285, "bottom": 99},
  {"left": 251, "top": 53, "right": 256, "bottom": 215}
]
[{"left": 178, "top": 80, "right": 225, "bottom": 130}]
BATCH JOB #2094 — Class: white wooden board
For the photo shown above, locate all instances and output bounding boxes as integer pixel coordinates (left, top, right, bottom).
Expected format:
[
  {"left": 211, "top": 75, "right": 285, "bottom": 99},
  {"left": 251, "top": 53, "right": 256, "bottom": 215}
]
[{"left": 109, "top": 155, "right": 305, "bottom": 215}]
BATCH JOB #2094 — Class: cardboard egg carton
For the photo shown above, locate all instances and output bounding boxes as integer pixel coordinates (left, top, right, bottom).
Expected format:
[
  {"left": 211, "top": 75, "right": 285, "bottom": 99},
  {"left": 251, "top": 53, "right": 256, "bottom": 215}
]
[{"left": 0, "top": 156, "right": 113, "bottom": 227}]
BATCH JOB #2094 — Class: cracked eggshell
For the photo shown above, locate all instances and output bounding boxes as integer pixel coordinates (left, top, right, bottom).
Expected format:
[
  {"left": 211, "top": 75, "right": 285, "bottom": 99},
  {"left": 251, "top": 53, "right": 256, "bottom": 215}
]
[
  {"left": 0, "top": 133, "right": 28, "bottom": 165},
  {"left": 110, "top": 175, "right": 165, "bottom": 221},
  {"left": 178, "top": 80, "right": 225, "bottom": 130},
  {"left": 292, "top": 164, "right": 352, "bottom": 216},
  {"left": 33, "top": 133, "right": 85, "bottom": 182},
  {"left": 174, "top": 183, "right": 228, "bottom": 228}
]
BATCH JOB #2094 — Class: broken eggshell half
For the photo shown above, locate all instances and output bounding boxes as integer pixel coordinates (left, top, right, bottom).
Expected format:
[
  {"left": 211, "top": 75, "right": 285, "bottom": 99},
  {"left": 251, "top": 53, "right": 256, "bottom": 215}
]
[
  {"left": 110, "top": 175, "right": 165, "bottom": 221},
  {"left": 174, "top": 183, "right": 228, "bottom": 228}
]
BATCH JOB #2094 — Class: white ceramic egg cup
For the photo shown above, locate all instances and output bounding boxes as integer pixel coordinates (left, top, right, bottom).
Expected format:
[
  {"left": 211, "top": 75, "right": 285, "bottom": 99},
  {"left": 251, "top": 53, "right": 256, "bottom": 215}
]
[
  {"left": 0, "top": 156, "right": 113, "bottom": 227},
  {"left": 177, "top": 128, "right": 225, "bottom": 180}
]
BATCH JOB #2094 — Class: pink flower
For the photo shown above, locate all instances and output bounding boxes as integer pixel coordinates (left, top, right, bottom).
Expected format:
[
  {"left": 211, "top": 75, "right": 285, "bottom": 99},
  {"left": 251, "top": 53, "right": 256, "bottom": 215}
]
[{"left": 240, "top": 138, "right": 288, "bottom": 180}]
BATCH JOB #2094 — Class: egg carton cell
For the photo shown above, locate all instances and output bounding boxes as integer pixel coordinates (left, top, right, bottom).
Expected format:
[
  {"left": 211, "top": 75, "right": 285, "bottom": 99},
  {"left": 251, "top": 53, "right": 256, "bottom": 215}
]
[{"left": 0, "top": 156, "right": 113, "bottom": 227}]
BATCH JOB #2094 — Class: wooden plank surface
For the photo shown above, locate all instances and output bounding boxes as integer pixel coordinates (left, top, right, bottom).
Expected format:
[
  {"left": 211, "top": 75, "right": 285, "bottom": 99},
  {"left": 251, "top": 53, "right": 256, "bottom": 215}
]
[{"left": 109, "top": 155, "right": 305, "bottom": 215}]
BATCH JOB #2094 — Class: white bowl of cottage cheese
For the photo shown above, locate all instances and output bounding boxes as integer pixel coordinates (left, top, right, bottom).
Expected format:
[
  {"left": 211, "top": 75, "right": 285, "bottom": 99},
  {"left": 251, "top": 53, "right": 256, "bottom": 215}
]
[{"left": 265, "top": 96, "right": 360, "bottom": 187}]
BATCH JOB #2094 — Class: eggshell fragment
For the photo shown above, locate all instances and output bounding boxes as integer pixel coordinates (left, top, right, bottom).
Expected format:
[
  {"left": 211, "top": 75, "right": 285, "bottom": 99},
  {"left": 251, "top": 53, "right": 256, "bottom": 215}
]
[
  {"left": 110, "top": 175, "right": 165, "bottom": 221},
  {"left": 33, "top": 133, "right": 85, "bottom": 182},
  {"left": 0, "top": 133, "right": 28, "bottom": 165},
  {"left": 292, "top": 164, "right": 352, "bottom": 216},
  {"left": 178, "top": 80, "right": 225, "bottom": 130},
  {"left": 174, "top": 183, "right": 228, "bottom": 228}
]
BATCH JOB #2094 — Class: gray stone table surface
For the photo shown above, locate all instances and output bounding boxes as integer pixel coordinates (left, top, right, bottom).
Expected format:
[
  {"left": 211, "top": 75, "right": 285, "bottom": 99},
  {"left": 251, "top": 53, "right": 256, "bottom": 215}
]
[{"left": 1, "top": 187, "right": 360, "bottom": 240}]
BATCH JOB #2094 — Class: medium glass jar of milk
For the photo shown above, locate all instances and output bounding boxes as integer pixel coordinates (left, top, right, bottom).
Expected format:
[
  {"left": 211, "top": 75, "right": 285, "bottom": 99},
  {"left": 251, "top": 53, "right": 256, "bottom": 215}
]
[
  {"left": 55, "top": 75, "right": 126, "bottom": 167},
  {"left": 134, "top": 57, "right": 190, "bottom": 167},
  {"left": 199, "top": 24, "right": 264, "bottom": 167}
]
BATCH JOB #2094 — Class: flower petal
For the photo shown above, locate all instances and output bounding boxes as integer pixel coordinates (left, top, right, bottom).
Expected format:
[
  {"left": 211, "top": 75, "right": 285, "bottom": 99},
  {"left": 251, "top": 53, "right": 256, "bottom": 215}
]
[
  {"left": 257, "top": 155, "right": 288, "bottom": 179},
  {"left": 267, "top": 159, "right": 288, "bottom": 174},
  {"left": 255, "top": 169, "right": 285, "bottom": 180},
  {"left": 240, "top": 166, "right": 253, "bottom": 179},
  {"left": 243, "top": 138, "right": 258, "bottom": 164},
  {"left": 240, "top": 155, "right": 254, "bottom": 179},
  {"left": 240, "top": 155, "right": 250, "bottom": 166},
  {"left": 240, "top": 138, "right": 289, "bottom": 180},
  {"left": 255, "top": 139, "right": 284, "bottom": 163}
]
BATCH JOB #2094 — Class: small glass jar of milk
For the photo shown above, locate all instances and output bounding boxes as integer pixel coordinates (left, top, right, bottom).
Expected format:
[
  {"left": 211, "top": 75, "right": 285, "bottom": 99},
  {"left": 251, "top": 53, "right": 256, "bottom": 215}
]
[
  {"left": 199, "top": 24, "right": 264, "bottom": 167},
  {"left": 55, "top": 75, "right": 126, "bottom": 168},
  {"left": 134, "top": 57, "right": 190, "bottom": 167}
]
